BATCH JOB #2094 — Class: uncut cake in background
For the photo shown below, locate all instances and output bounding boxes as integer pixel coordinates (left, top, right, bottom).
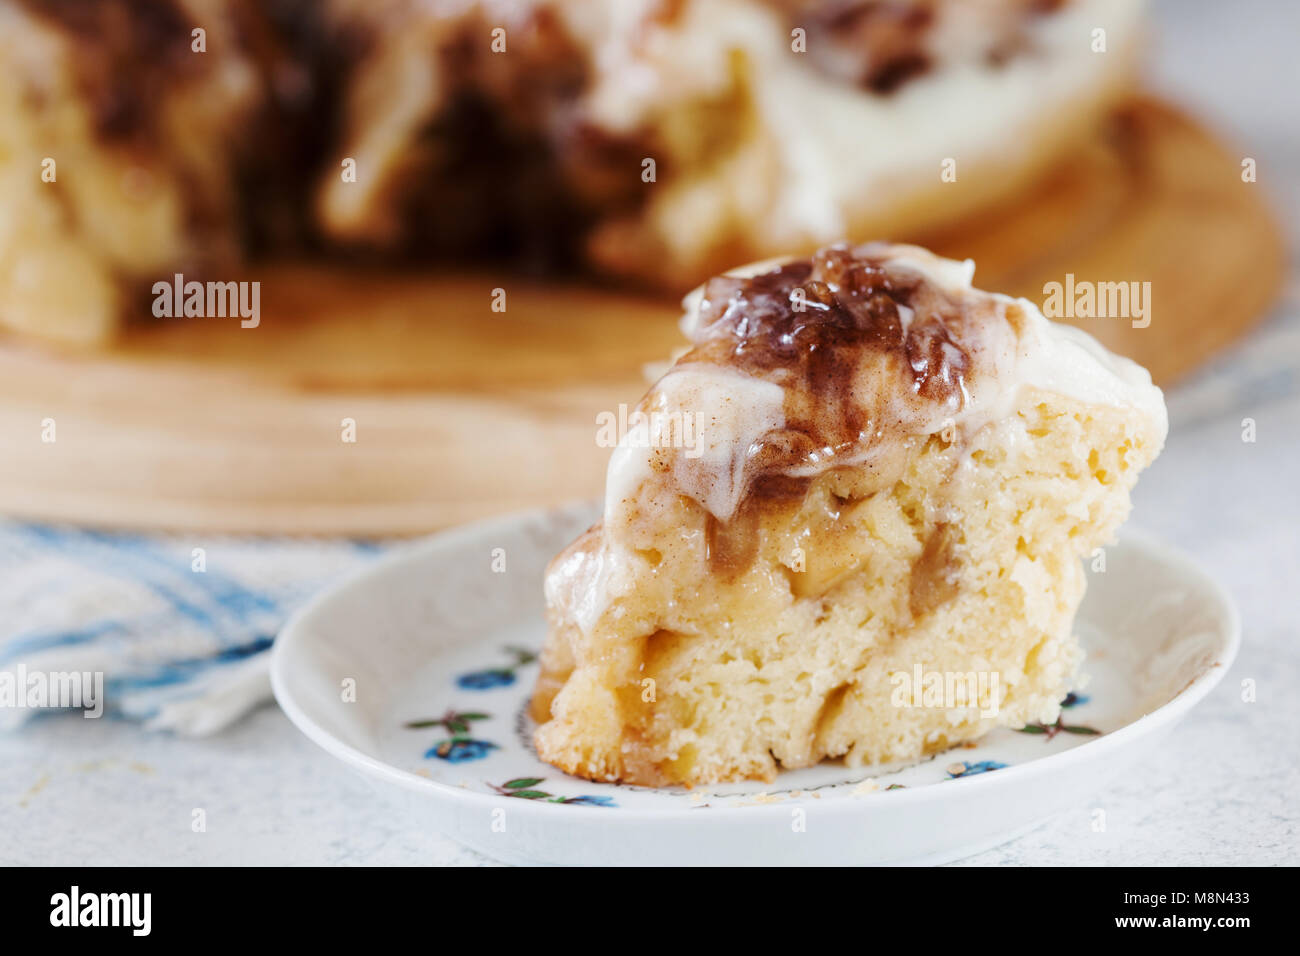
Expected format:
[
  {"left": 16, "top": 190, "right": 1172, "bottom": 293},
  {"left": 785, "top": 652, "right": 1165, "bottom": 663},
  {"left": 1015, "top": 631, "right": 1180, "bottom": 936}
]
[
  {"left": 530, "top": 241, "right": 1166, "bottom": 787},
  {"left": 0, "top": 0, "right": 1143, "bottom": 344}
]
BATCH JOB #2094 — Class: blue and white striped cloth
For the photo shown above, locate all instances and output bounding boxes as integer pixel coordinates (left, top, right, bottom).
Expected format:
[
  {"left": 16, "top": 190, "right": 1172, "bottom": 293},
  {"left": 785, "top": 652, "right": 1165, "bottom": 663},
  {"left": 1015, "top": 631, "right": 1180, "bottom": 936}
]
[{"left": 0, "top": 522, "right": 381, "bottom": 734}]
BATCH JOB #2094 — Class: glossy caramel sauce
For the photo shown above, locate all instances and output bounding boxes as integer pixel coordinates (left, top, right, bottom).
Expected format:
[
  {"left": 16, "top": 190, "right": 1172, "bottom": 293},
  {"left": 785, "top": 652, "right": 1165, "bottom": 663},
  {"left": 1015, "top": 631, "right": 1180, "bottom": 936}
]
[{"left": 679, "top": 244, "right": 979, "bottom": 526}]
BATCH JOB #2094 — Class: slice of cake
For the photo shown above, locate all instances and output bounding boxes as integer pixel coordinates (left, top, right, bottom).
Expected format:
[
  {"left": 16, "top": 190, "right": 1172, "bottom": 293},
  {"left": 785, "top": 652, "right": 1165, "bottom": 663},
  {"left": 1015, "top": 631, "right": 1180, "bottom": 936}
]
[{"left": 530, "top": 241, "right": 1167, "bottom": 787}]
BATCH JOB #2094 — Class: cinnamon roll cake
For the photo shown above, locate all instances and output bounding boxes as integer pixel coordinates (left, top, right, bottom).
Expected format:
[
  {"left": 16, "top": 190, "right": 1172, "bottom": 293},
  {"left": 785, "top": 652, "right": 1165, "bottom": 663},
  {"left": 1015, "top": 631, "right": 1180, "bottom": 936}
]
[{"left": 0, "top": 0, "right": 1143, "bottom": 342}]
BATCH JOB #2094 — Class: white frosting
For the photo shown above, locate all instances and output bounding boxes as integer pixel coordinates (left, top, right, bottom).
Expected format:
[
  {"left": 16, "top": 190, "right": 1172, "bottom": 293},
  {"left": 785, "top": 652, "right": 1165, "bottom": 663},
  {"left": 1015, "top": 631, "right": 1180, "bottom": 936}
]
[
  {"left": 869, "top": 247, "right": 977, "bottom": 301},
  {"left": 604, "top": 365, "right": 787, "bottom": 522},
  {"left": 1012, "top": 300, "right": 1169, "bottom": 432},
  {"left": 555, "top": 0, "right": 1145, "bottom": 249}
]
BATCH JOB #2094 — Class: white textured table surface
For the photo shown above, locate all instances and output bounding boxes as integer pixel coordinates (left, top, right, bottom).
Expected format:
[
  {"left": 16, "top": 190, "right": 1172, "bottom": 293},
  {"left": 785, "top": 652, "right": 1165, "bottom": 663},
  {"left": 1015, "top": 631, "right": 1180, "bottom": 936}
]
[{"left": 3, "top": 0, "right": 1297, "bottom": 866}]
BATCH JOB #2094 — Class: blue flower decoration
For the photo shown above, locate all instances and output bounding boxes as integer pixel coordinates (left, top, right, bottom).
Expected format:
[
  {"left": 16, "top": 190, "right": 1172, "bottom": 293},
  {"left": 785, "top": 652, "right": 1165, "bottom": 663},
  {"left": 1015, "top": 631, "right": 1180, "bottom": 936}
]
[
  {"left": 1061, "top": 692, "right": 1090, "bottom": 708},
  {"left": 456, "top": 669, "right": 515, "bottom": 690},
  {"left": 427, "top": 739, "right": 498, "bottom": 762},
  {"left": 948, "top": 760, "right": 1007, "bottom": 778},
  {"left": 566, "top": 795, "right": 617, "bottom": 807}
]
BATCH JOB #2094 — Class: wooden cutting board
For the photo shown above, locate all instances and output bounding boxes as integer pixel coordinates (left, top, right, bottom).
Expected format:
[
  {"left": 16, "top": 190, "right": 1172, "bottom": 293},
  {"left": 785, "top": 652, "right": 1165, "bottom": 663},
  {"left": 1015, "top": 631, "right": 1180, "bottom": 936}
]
[{"left": 0, "top": 97, "right": 1285, "bottom": 536}]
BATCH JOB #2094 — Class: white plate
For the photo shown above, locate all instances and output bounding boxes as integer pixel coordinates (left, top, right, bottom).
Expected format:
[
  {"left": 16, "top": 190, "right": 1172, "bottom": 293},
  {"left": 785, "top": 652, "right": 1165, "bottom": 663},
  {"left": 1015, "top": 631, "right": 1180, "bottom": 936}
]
[{"left": 271, "top": 502, "right": 1239, "bottom": 866}]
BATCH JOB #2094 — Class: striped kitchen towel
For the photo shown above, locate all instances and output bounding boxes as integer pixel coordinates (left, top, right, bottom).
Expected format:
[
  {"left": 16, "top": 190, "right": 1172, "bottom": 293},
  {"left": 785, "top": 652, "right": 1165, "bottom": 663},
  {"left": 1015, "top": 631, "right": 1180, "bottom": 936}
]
[{"left": 0, "top": 521, "right": 383, "bottom": 734}]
